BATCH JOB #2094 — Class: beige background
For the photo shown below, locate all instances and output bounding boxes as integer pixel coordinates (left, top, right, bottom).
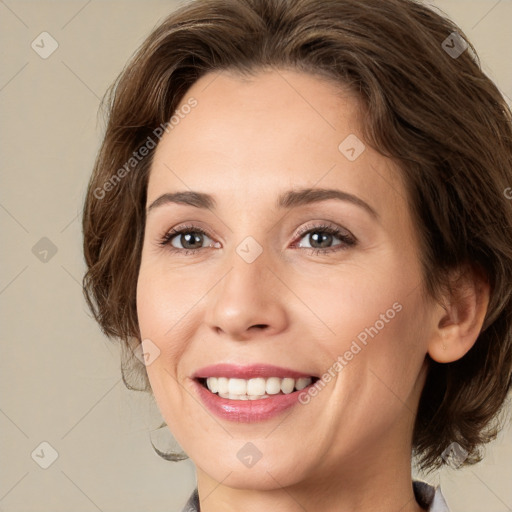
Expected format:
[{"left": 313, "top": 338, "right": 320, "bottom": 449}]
[{"left": 0, "top": 1, "right": 511, "bottom": 511}]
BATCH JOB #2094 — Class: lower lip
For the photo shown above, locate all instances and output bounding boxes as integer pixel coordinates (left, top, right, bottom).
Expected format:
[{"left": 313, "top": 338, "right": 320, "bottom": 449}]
[{"left": 192, "top": 379, "right": 312, "bottom": 423}]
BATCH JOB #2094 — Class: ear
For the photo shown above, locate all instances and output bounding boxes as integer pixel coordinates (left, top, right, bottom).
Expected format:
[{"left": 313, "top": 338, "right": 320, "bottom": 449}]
[{"left": 428, "top": 264, "right": 490, "bottom": 363}]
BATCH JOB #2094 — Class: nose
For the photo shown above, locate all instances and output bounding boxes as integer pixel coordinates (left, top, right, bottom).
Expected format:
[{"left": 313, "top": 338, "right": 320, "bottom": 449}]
[{"left": 204, "top": 251, "right": 289, "bottom": 342}]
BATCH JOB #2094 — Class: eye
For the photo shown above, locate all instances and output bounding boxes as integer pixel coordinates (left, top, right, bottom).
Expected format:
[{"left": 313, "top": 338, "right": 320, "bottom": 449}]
[
  {"left": 293, "top": 223, "right": 356, "bottom": 255},
  {"left": 157, "top": 222, "right": 357, "bottom": 256},
  {"left": 158, "top": 224, "right": 216, "bottom": 254}
]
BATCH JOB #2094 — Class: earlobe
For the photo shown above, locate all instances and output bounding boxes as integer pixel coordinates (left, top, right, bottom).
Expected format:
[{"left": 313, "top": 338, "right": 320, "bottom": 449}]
[{"left": 427, "top": 265, "right": 490, "bottom": 364}]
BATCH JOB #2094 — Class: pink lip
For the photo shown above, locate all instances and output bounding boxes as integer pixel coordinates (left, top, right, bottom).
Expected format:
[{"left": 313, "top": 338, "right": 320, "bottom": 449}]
[
  {"left": 192, "top": 363, "right": 315, "bottom": 379},
  {"left": 191, "top": 364, "right": 318, "bottom": 423},
  {"left": 192, "top": 379, "right": 316, "bottom": 423}
]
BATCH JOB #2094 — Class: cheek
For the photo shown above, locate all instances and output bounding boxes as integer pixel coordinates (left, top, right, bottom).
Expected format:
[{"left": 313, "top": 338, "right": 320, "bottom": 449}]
[
  {"left": 136, "top": 259, "right": 199, "bottom": 341},
  {"left": 135, "top": 264, "right": 186, "bottom": 388},
  {"left": 305, "top": 251, "right": 428, "bottom": 396},
  {"left": 136, "top": 270, "right": 169, "bottom": 339},
  {"left": 317, "top": 289, "right": 428, "bottom": 451},
  {"left": 293, "top": 263, "right": 409, "bottom": 352},
  {"left": 136, "top": 258, "right": 213, "bottom": 395},
  {"left": 334, "top": 285, "right": 429, "bottom": 416},
  {"left": 136, "top": 269, "right": 188, "bottom": 425}
]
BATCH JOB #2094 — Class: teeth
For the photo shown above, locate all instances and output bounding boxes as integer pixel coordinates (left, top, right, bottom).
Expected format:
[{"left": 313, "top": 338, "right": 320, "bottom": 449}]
[
  {"left": 281, "top": 377, "right": 295, "bottom": 394},
  {"left": 217, "top": 377, "right": 229, "bottom": 394},
  {"left": 204, "top": 376, "right": 313, "bottom": 399},
  {"left": 295, "top": 377, "right": 311, "bottom": 390},
  {"left": 228, "top": 378, "right": 247, "bottom": 395},
  {"left": 247, "top": 378, "right": 266, "bottom": 395},
  {"left": 206, "top": 377, "right": 218, "bottom": 393}
]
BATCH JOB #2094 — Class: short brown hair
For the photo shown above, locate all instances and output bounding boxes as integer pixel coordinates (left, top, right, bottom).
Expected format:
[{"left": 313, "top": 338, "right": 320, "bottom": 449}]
[{"left": 82, "top": 0, "right": 512, "bottom": 470}]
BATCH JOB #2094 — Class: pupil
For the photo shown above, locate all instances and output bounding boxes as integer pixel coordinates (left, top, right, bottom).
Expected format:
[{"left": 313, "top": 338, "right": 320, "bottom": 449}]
[
  {"left": 182, "top": 232, "right": 202, "bottom": 249},
  {"left": 311, "top": 231, "right": 332, "bottom": 248}
]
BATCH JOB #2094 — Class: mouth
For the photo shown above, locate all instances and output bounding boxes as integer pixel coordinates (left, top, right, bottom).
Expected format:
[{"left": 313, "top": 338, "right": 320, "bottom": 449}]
[
  {"left": 196, "top": 375, "right": 319, "bottom": 400},
  {"left": 190, "top": 363, "right": 320, "bottom": 422}
]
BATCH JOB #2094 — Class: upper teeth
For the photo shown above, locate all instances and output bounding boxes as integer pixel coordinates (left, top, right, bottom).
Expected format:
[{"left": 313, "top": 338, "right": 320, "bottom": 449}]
[{"left": 205, "top": 376, "right": 312, "bottom": 400}]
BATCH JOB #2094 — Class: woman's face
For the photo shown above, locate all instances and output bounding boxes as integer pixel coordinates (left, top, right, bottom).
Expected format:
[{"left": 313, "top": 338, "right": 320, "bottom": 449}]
[{"left": 137, "top": 69, "right": 435, "bottom": 490}]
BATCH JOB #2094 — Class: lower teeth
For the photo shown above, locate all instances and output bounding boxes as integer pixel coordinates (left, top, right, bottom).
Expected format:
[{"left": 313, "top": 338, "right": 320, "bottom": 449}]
[{"left": 217, "top": 392, "right": 273, "bottom": 400}]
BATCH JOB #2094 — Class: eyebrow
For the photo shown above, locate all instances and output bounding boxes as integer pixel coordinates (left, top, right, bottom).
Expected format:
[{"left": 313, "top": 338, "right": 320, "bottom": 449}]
[{"left": 146, "top": 187, "right": 379, "bottom": 219}]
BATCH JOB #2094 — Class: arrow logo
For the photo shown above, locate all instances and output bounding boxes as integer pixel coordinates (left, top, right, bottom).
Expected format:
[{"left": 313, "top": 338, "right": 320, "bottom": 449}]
[
  {"left": 338, "top": 134, "right": 365, "bottom": 161},
  {"left": 236, "top": 236, "right": 263, "bottom": 263},
  {"left": 32, "top": 237, "right": 58, "bottom": 262},
  {"left": 138, "top": 339, "right": 161, "bottom": 366},
  {"left": 441, "top": 32, "right": 467, "bottom": 59},
  {"left": 31, "top": 441, "right": 59, "bottom": 469},
  {"left": 236, "top": 441, "right": 263, "bottom": 468},
  {"left": 31, "top": 31, "right": 59, "bottom": 59}
]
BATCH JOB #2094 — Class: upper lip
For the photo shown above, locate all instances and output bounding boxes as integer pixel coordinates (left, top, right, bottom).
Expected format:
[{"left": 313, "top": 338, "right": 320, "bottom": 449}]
[{"left": 192, "top": 363, "right": 317, "bottom": 380}]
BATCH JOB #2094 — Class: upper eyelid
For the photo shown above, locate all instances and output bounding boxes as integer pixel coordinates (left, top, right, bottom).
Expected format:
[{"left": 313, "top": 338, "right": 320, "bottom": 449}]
[
  {"left": 294, "top": 222, "right": 353, "bottom": 238},
  {"left": 166, "top": 221, "right": 349, "bottom": 238}
]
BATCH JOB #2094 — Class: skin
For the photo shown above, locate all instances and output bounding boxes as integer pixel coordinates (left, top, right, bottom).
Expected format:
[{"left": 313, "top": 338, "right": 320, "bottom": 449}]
[{"left": 136, "top": 68, "right": 489, "bottom": 512}]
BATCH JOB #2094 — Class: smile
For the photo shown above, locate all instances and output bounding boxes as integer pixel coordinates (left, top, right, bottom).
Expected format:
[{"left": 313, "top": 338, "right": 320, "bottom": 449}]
[{"left": 191, "top": 364, "right": 320, "bottom": 422}]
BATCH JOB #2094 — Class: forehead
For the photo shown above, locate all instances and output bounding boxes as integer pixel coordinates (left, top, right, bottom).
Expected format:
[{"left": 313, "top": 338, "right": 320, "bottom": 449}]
[
  {"left": 147, "top": 69, "right": 405, "bottom": 223},
  {"left": 157, "top": 68, "right": 361, "bottom": 161}
]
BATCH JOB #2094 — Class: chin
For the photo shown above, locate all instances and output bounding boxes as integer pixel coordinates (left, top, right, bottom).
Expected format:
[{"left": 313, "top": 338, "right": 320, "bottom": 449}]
[{"left": 194, "top": 446, "right": 311, "bottom": 491}]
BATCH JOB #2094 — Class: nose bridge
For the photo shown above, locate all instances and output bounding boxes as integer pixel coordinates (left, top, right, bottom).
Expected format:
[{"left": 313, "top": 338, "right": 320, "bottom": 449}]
[{"left": 204, "top": 237, "right": 288, "bottom": 339}]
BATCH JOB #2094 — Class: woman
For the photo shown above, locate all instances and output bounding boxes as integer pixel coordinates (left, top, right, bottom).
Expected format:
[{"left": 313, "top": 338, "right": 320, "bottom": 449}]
[{"left": 82, "top": 0, "right": 512, "bottom": 510}]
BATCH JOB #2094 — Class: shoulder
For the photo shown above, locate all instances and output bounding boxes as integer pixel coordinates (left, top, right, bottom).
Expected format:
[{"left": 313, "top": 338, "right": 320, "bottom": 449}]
[
  {"left": 180, "top": 487, "right": 199, "bottom": 512},
  {"left": 413, "top": 480, "right": 450, "bottom": 512}
]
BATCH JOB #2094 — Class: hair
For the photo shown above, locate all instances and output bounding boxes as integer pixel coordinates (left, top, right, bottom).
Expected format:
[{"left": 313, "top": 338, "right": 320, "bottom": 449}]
[{"left": 82, "top": 0, "right": 512, "bottom": 471}]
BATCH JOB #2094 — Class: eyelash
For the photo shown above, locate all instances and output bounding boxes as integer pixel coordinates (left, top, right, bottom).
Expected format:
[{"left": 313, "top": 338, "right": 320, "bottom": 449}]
[{"left": 157, "top": 223, "right": 357, "bottom": 256}]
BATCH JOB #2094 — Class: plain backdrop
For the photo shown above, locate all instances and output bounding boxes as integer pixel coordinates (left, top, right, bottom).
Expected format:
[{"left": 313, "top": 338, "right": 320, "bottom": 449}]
[{"left": 1, "top": 1, "right": 511, "bottom": 511}]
